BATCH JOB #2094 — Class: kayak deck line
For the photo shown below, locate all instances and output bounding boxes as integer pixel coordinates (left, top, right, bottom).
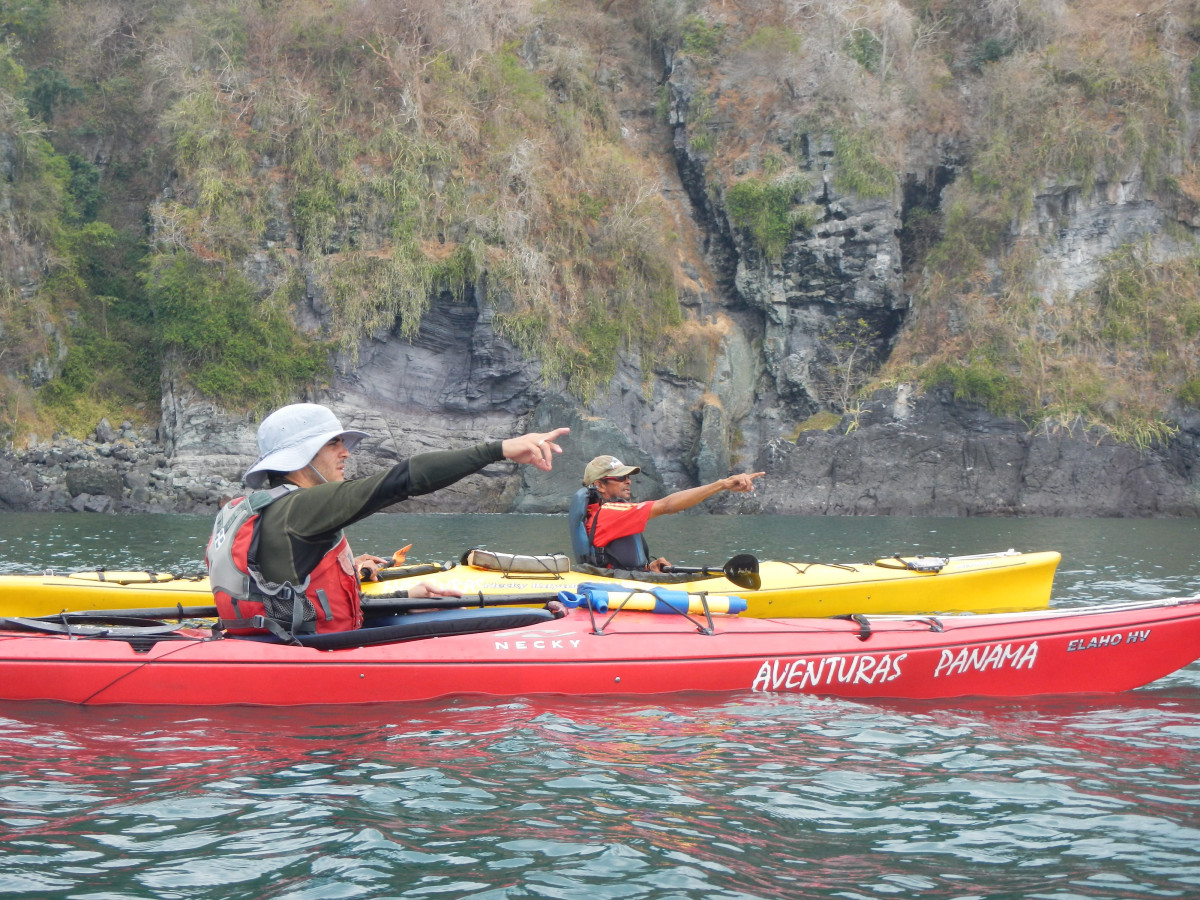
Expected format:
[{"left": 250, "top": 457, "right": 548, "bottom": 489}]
[
  {"left": 6, "top": 594, "right": 1200, "bottom": 645},
  {"left": 11, "top": 588, "right": 1195, "bottom": 646},
  {"left": 776, "top": 548, "right": 1025, "bottom": 573},
  {"left": 59, "top": 570, "right": 209, "bottom": 584},
  {"left": 830, "top": 594, "right": 1200, "bottom": 626}
]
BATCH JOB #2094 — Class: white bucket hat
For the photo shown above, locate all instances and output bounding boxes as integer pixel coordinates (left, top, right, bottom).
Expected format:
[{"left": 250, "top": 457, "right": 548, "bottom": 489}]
[{"left": 243, "top": 403, "right": 368, "bottom": 488}]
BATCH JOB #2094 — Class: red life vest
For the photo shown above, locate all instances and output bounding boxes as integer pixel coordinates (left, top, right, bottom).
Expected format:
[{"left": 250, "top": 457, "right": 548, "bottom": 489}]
[
  {"left": 578, "top": 495, "right": 653, "bottom": 571},
  {"left": 206, "top": 486, "right": 364, "bottom": 638}
]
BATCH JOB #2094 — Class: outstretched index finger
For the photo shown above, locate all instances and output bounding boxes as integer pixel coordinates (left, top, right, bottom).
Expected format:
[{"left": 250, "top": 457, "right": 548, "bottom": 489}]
[{"left": 502, "top": 427, "right": 570, "bottom": 471}]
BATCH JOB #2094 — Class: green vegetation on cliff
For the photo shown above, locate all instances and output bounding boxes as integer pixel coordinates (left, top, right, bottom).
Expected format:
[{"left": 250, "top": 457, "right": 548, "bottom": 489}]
[
  {"left": 890, "top": 9, "right": 1199, "bottom": 444},
  {"left": 0, "top": 0, "right": 684, "bottom": 442},
  {"left": 2, "top": 0, "right": 1200, "bottom": 451},
  {"left": 662, "top": 0, "right": 1200, "bottom": 446}
]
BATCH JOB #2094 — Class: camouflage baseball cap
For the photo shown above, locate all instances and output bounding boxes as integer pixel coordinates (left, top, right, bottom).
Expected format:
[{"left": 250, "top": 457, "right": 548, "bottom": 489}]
[{"left": 582, "top": 455, "right": 641, "bottom": 486}]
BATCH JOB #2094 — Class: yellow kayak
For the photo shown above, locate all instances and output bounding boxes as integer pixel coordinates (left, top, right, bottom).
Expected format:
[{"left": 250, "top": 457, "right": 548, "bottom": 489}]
[
  {"left": 0, "top": 569, "right": 214, "bottom": 617},
  {"left": 359, "top": 548, "right": 1060, "bottom": 618},
  {"left": 0, "top": 549, "right": 1060, "bottom": 619}
]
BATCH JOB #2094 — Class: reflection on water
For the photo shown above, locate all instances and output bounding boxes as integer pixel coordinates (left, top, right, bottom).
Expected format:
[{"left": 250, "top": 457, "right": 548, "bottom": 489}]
[
  {"left": 1, "top": 689, "right": 1198, "bottom": 899},
  {"left": 1, "top": 512, "right": 1199, "bottom": 897}
]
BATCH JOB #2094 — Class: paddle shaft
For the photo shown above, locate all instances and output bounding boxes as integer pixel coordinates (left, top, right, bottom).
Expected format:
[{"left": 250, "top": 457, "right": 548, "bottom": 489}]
[
  {"left": 358, "top": 563, "right": 446, "bottom": 580},
  {"left": 660, "top": 553, "right": 761, "bottom": 590},
  {"left": 61, "top": 604, "right": 221, "bottom": 619},
  {"left": 364, "top": 592, "right": 560, "bottom": 612},
  {"left": 54, "top": 592, "right": 563, "bottom": 621},
  {"left": 659, "top": 566, "right": 722, "bottom": 576}
]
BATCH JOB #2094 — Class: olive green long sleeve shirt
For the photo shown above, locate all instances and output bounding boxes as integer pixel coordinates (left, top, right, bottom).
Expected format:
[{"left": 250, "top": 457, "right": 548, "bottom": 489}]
[{"left": 255, "top": 442, "right": 504, "bottom": 587}]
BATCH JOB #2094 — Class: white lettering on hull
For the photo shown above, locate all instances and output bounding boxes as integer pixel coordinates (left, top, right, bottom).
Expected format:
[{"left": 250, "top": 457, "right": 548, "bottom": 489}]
[
  {"left": 933, "top": 641, "right": 1038, "bottom": 677},
  {"left": 751, "top": 653, "right": 908, "bottom": 692},
  {"left": 493, "top": 639, "right": 581, "bottom": 651}
]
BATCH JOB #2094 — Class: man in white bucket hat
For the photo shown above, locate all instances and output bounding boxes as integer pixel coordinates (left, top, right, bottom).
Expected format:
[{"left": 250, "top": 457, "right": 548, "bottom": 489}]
[
  {"left": 206, "top": 402, "right": 567, "bottom": 638},
  {"left": 242, "top": 403, "right": 370, "bottom": 490}
]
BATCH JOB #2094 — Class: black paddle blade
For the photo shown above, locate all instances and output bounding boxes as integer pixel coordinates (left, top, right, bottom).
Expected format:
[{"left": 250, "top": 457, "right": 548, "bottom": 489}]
[{"left": 723, "top": 554, "right": 760, "bottom": 591}]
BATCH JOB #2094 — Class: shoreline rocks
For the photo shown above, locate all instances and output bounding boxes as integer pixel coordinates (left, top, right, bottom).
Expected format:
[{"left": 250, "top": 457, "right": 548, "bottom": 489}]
[
  {"left": 4, "top": 395, "right": 1199, "bottom": 518},
  {"left": 0, "top": 418, "right": 240, "bottom": 516},
  {"left": 752, "top": 389, "right": 1200, "bottom": 518}
]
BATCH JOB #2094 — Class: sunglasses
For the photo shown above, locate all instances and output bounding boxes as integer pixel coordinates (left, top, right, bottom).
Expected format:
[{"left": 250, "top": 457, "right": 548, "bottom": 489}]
[{"left": 602, "top": 475, "right": 631, "bottom": 483}]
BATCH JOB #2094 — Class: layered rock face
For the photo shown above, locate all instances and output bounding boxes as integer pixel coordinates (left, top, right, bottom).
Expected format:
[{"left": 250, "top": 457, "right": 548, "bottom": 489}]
[
  {"left": 9, "top": 159, "right": 1197, "bottom": 519},
  {"left": 756, "top": 388, "right": 1200, "bottom": 517},
  {"left": 3, "top": 8, "right": 1200, "bottom": 519}
]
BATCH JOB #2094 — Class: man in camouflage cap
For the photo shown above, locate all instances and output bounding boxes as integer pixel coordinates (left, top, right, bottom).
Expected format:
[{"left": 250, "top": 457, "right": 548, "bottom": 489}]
[{"left": 569, "top": 454, "right": 763, "bottom": 573}]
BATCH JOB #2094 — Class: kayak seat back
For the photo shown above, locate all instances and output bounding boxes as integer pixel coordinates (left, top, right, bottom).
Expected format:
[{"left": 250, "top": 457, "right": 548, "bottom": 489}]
[
  {"left": 568, "top": 487, "right": 591, "bottom": 562},
  {"left": 462, "top": 548, "right": 571, "bottom": 577}
]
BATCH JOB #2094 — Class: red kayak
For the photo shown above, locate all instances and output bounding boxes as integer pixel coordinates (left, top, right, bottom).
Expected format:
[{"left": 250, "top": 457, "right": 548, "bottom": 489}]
[{"left": 1, "top": 596, "right": 1198, "bottom": 706}]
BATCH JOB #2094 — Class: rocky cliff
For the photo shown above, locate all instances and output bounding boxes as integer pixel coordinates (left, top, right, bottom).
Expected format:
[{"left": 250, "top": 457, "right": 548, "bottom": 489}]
[{"left": 3, "top": 0, "right": 1200, "bottom": 518}]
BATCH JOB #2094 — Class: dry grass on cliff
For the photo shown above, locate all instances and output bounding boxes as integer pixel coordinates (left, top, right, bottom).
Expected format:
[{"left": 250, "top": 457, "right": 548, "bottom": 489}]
[
  {"left": 887, "top": 241, "right": 1200, "bottom": 446},
  {"left": 10, "top": 0, "right": 1200, "bottom": 441},
  {"left": 136, "top": 0, "right": 692, "bottom": 400},
  {"left": 879, "top": 0, "right": 1200, "bottom": 442},
  {"left": 657, "top": 0, "right": 1200, "bottom": 442}
]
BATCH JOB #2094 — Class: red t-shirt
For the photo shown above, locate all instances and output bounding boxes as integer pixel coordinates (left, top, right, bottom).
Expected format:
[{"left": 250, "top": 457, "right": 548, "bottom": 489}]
[{"left": 585, "top": 501, "right": 655, "bottom": 548}]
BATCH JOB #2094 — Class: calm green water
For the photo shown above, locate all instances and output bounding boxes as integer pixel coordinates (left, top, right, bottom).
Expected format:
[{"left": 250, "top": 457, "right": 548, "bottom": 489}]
[{"left": 1, "top": 512, "right": 1199, "bottom": 898}]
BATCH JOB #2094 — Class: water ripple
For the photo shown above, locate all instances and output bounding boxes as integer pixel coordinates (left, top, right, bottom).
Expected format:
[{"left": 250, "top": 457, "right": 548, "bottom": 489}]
[{"left": 1, "top": 515, "right": 1200, "bottom": 897}]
